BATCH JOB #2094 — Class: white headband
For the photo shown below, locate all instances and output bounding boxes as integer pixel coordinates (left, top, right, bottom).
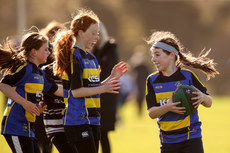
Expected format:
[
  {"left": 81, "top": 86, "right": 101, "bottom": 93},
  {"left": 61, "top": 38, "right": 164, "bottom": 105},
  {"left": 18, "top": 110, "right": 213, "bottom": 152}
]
[{"left": 151, "top": 42, "right": 178, "bottom": 56}]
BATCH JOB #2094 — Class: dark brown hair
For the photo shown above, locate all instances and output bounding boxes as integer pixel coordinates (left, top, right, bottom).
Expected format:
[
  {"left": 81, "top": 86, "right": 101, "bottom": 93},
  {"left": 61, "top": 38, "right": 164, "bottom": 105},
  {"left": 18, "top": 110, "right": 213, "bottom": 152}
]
[
  {"left": 53, "top": 9, "right": 99, "bottom": 77},
  {"left": 40, "top": 21, "right": 67, "bottom": 65},
  {"left": 0, "top": 32, "right": 48, "bottom": 75},
  {"left": 147, "top": 31, "right": 219, "bottom": 80},
  {"left": 41, "top": 21, "right": 66, "bottom": 43}
]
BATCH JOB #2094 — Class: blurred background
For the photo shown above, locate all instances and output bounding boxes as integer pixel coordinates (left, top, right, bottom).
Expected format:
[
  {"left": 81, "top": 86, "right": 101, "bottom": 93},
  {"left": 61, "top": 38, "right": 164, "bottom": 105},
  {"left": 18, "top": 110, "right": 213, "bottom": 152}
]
[{"left": 0, "top": 0, "right": 230, "bottom": 96}]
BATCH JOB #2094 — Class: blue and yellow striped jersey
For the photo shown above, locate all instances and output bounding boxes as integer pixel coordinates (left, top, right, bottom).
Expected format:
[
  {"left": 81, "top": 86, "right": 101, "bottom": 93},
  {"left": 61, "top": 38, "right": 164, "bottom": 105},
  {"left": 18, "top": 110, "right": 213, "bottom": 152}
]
[
  {"left": 62, "top": 46, "right": 101, "bottom": 126},
  {"left": 1, "top": 62, "right": 58, "bottom": 137},
  {"left": 146, "top": 67, "right": 207, "bottom": 143}
]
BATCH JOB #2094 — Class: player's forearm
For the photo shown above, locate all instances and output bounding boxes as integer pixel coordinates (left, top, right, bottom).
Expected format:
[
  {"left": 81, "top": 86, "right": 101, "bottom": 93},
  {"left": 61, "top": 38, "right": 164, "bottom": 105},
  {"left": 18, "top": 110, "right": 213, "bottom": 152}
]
[
  {"left": 0, "top": 83, "right": 28, "bottom": 106},
  {"left": 71, "top": 86, "right": 104, "bottom": 98},
  {"left": 148, "top": 105, "right": 169, "bottom": 119},
  {"left": 202, "top": 94, "right": 212, "bottom": 108}
]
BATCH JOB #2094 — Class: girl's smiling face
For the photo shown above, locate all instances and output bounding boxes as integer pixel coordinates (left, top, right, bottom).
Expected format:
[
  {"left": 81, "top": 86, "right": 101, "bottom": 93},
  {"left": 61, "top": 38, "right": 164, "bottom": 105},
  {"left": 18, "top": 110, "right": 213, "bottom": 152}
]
[
  {"left": 151, "top": 48, "right": 172, "bottom": 73},
  {"left": 81, "top": 23, "right": 100, "bottom": 51}
]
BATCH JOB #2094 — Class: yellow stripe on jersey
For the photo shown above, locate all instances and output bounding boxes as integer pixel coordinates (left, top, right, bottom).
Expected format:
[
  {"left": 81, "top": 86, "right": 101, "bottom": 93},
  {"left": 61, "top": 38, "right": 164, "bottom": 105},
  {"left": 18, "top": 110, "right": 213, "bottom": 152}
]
[
  {"left": 3, "top": 102, "right": 15, "bottom": 117},
  {"left": 85, "top": 98, "right": 100, "bottom": 108},
  {"left": 160, "top": 132, "right": 164, "bottom": 143},
  {"left": 158, "top": 115, "right": 190, "bottom": 131},
  {"left": 181, "top": 68, "right": 205, "bottom": 87},
  {"left": 146, "top": 71, "right": 159, "bottom": 95},
  {"left": 64, "top": 90, "right": 71, "bottom": 125},
  {"left": 64, "top": 97, "right": 68, "bottom": 106},
  {"left": 152, "top": 71, "right": 159, "bottom": 75},
  {"left": 24, "top": 82, "right": 36, "bottom": 122},
  {"left": 24, "top": 83, "right": 43, "bottom": 122},
  {"left": 28, "top": 122, "right": 31, "bottom": 137},
  {"left": 155, "top": 92, "right": 173, "bottom": 104},
  {"left": 145, "top": 80, "right": 148, "bottom": 95},
  {"left": 3, "top": 103, "right": 16, "bottom": 134},
  {"left": 82, "top": 69, "right": 100, "bottom": 79},
  {"left": 24, "top": 85, "right": 36, "bottom": 123},
  {"left": 9, "top": 63, "right": 27, "bottom": 75},
  {"left": 25, "top": 83, "right": 44, "bottom": 93},
  {"left": 85, "top": 107, "right": 90, "bottom": 124},
  {"left": 187, "top": 127, "right": 190, "bottom": 140},
  {"left": 25, "top": 111, "right": 36, "bottom": 122}
]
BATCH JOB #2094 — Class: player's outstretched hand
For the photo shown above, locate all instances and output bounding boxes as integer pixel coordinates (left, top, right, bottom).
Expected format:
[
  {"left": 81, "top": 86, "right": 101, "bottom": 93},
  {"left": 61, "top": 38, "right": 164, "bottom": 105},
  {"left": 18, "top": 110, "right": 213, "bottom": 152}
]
[{"left": 110, "top": 61, "right": 128, "bottom": 79}]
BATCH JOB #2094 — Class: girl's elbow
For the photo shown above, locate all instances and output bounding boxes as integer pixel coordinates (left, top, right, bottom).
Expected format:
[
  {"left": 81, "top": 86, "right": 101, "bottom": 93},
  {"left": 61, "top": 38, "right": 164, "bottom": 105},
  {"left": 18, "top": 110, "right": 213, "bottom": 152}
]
[
  {"left": 148, "top": 111, "right": 157, "bottom": 119},
  {"left": 206, "top": 102, "right": 212, "bottom": 108},
  {"left": 149, "top": 115, "right": 156, "bottom": 119},
  {"left": 71, "top": 90, "right": 81, "bottom": 98},
  {"left": 202, "top": 101, "right": 212, "bottom": 108},
  {"left": 202, "top": 95, "right": 212, "bottom": 108}
]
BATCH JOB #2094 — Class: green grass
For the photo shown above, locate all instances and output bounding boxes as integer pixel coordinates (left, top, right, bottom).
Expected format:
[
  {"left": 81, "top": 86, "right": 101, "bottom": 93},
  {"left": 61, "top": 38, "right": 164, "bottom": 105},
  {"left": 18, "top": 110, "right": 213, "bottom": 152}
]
[{"left": 1, "top": 92, "right": 230, "bottom": 153}]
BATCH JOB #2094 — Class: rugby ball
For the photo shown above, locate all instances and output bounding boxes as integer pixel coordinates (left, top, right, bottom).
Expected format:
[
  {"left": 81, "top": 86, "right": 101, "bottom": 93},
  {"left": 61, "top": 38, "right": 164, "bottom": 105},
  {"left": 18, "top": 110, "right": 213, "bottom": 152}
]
[{"left": 173, "top": 85, "right": 198, "bottom": 115}]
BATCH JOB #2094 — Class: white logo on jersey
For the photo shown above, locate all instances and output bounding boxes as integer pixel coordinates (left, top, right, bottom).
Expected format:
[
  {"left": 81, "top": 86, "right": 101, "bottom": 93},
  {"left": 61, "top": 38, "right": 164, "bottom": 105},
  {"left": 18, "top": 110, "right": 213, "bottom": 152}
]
[
  {"left": 36, "top": 90, "right": 43, "bottom": 98},
  {"left": 88, "top": 75, "right": 100, "bottom": 82},
  {"left": 159, "top": 98, "right": 170, "bottom": 106},
  {"left": 175, "top": 81, "right": 182, "bottom": 88}
]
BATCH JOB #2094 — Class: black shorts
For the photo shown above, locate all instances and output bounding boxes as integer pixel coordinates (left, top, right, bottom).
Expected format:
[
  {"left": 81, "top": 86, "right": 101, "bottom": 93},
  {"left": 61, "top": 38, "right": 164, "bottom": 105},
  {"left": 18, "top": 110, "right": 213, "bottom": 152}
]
[
  {"left": 3, "top": 134, "right": 40, "bottom": 153},
  {"left": 64, "top": 124, "right": 101, "bottom": 143},
  {"left": 161, "top": 138, "right": 204, "bottom": 153},
  {"left": 52, "top": 132, "right": 76, "bottom": 153}
]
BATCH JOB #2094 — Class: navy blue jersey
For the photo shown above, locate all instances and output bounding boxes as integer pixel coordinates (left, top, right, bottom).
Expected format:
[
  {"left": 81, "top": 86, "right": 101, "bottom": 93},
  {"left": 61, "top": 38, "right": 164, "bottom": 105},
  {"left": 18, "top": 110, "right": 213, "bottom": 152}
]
[
  {"left": 1, "top": 62, "right": 58, "bottom": 137},
  {"left": 146, "top": 67, "right": 207, "bottom": 143},
  {"left": 62, "top": 46, "right": 101, "bottom": 126}
]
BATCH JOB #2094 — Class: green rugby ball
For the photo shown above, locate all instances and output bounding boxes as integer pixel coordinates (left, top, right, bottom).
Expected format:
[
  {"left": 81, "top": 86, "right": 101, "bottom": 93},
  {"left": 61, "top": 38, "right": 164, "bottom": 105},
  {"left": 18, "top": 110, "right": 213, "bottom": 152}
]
[{"left": 173, "top": 85, "right": 198, "bottom": 115}]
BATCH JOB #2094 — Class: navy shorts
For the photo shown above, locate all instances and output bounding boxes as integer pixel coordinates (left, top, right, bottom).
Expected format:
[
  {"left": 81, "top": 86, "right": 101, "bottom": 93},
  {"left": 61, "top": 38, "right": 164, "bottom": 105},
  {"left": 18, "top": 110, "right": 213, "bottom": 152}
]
[
  {"left": 64, "top": 125, "right": 101, "bottom": 153},
  {"left": 64, "top": 124, "right": 101, "bottom": 143},
  {"left": 4, "top": 134, "right": 40, "bottom": 153},
  {"left": 161, "top": 138, "right": 204, "bottom": 153}
]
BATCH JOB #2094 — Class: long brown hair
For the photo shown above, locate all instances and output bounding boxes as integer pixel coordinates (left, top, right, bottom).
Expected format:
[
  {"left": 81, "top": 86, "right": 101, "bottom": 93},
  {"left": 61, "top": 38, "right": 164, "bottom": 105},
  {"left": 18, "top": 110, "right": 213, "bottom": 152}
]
[
  {"left": 53, "top": 9, "right": 99, "bottom": 77},
  {"left": 147, "top": 31, "right": 219, "bottom": 80},
  {"left": 0, "top": 32, "right": 48, "bottom": 75}
]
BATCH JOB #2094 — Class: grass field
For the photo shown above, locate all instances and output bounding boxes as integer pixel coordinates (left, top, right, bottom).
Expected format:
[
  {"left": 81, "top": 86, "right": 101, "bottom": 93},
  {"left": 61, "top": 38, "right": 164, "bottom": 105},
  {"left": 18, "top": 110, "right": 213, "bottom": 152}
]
[{"left": 0, "top": 92, "right": 230, "bottom": 153}]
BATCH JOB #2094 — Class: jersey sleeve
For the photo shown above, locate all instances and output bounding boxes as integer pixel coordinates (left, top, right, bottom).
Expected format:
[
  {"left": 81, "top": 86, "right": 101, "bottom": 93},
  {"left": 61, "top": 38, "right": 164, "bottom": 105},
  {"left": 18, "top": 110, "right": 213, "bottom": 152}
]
[
  {"left": 146, "top": 77, "right": 158, "bottom": 109},
  {"left": 1, "top": 66, "right": 26, "bottom": 86},
  {"left": 70, "top": 57, "right": 82, "bottom": 90},
  {"left": 191, "top": 72, "right": 208, "bottom": 95},
  {"left": 43, "top": 70, "right": 58, "bottom": 94}
]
